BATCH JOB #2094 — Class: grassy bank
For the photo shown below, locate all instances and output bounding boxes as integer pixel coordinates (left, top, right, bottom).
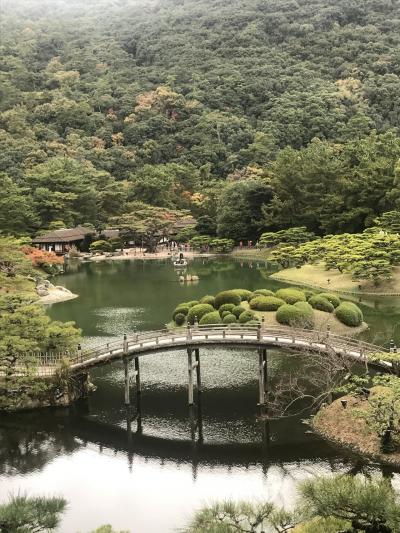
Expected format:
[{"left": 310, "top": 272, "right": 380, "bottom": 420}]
[{"left": 271, "top": 264, "right": 400, "bottom": 296}]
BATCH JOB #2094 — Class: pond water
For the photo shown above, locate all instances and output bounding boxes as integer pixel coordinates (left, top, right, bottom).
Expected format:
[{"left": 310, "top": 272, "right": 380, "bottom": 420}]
[{"left": 1, "top": 257, "right": 399, "bottom": 532}]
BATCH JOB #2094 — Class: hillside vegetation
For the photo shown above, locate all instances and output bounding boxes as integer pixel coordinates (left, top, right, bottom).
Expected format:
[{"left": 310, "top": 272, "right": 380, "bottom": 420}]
[{"left": 1, "top": 0, "right": 399, "bottom": 238}]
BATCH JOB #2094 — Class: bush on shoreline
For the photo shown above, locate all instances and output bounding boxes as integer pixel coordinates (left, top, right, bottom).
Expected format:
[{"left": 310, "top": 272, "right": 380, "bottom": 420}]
[{"left": 335, "top": 302, "right": 363, "bottom": 327}]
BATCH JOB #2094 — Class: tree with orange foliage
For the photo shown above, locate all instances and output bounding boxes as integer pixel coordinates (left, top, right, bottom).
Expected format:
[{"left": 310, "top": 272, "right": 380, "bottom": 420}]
[{"left": 22, "top": 246, "right": 64, "bottom": 274}]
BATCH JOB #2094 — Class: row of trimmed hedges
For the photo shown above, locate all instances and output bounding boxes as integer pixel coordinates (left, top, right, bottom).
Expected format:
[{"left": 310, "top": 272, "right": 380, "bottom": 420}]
[{"left": 172, "top": 287, "right": 364, "bottom": 328}]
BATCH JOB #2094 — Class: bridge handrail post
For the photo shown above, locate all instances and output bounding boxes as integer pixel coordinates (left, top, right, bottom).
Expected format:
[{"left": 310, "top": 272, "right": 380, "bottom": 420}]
[
  {"left": 123, "top": 334, "right": 128, "bottom": 356},
  {"left": 187, "top": 323, "right": 192, "bottom": 341},
  {"left": 77, "top": 343, "right": 82, "bottom": 363},
  {"left": 257, "top": 323, "right": 261, "bottom": 341}
]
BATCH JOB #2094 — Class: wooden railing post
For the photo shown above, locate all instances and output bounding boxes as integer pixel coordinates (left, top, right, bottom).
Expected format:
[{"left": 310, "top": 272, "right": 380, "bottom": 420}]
[{"left": 77, "top": 343, "right": 82, "bottom": 363}]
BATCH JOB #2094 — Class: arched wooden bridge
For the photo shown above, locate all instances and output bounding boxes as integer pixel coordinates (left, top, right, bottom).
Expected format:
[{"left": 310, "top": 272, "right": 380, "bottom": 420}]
[
  {"left": 34, "top": 323, "right": 395, "bottom": 411},
  {"left": 38, "top": 323, "right": 391, "bottom": 374}
]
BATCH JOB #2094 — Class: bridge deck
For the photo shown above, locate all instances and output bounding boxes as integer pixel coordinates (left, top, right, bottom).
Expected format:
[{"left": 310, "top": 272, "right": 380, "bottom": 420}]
[{"left": 29, "top": 325, "right": 392, "bottom": 377}]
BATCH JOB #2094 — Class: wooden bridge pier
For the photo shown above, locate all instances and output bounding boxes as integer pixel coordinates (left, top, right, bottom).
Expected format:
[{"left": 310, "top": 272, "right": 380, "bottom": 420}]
[
  {"left": 195, "top": 348, "right": 201, "bottom": 393},
  {"left": 187, "top": 346, "right": 203, "bottom": 442},
  {"left": 258, "top": 348, "right": 268, "bottom": 416},
  {"left": 123, "top": 334, "right": 142, "bottom": 433},
  {"left": 187, "top": 347, "right": 202, "bottom": 405}
]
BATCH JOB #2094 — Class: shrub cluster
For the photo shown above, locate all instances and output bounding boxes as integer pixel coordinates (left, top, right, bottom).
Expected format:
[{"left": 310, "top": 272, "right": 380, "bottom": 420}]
[
  {"left": 200, "top": 295, "right": 215, "bottom": 306},
  {"left": 232, "top": 305, "right": 246, "bottom": 318},
  {"left": 222, "top": 313, "right": 237, "bottom": 324},
  {"left": 238, "top": 310, "right": 256, "bottom": 323},
  {"left": 174, "top": 313, "right": 186, "bottom": 326},
  {"left": 335, "top": 302, "right": 363, "bottom": 327},
  {"left": 294, "top": 301, "right": 314, "bottom": 327},
  {"left": 276, "top": 302, "right": 313, "bottom": 327},
  {"left": 308, "top": 295, "right": 334, "bottom": 313},
  {"left": 214, "top": 290, "right": 241, "bottom": 308},
  {"left": 318, "top": 292, "right": 341, "bottom": 308},
  {"left": 199, "top": 311, "right": 222, "bottom": 325},
  {"left": 249, "top": 295, "right": 286, "bottom": 311},
  {"left": 231, "top": 289, "right": 253, "bottom": 301},
  {"left": 170, "top": 287, "right": 364, "bottom": 329},
  {"left": 187, "top": 303, "right": 215, "bottom": 324},
  {"left": 219, "top": 303, "right": 236, "bottom": 314},
  {"left": 172, "top": 305, "right": 190, "bottom": 320},
  {"left": 252, "top": 289, "right": 274, "bottom": 298},
  {"left": 275, "top": 288, "right": 306, "bottom": 304}
]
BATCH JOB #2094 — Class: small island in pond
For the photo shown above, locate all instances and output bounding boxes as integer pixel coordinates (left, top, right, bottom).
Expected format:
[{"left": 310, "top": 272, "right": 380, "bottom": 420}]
[{"left": 171, "top": 287, "right": 367, "bottom": 335}]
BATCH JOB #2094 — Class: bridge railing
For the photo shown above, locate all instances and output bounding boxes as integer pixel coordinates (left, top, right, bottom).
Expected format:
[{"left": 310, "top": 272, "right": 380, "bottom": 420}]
[{"left": 35, "top": 324, "right": 388, "bottom": 369}]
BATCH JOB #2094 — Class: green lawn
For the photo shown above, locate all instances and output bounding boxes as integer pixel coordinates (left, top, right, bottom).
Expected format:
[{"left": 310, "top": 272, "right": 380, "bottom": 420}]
[{"left": 271, "top": 263, "right": 400, "bottom": 295}]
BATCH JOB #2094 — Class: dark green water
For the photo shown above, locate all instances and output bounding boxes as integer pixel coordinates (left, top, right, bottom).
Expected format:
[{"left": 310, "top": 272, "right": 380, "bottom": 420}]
[{"left": 1, "top": 258, "right": 399, "bottom": 532}]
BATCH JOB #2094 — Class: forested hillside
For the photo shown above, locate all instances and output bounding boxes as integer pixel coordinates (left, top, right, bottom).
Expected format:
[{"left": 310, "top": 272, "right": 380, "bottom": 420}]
[{"left": 1, "top": 0, "right": 399, "bottom": 239}]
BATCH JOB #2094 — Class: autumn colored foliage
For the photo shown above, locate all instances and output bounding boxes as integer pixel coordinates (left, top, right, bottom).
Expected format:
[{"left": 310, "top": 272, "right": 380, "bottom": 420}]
[{"left": 22, "top": 246, "right": 64, "bottom": 267}]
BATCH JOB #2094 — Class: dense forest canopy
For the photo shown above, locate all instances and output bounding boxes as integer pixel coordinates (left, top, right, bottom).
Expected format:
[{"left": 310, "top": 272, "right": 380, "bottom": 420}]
[{"left": 1, "top": 0, "right": 399, "bottom": 238}]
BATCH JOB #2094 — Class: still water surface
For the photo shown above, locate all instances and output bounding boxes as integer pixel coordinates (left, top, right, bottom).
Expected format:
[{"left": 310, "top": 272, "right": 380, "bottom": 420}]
[{"left": 1, "top": 258, "right": 399, "bottom": 532}]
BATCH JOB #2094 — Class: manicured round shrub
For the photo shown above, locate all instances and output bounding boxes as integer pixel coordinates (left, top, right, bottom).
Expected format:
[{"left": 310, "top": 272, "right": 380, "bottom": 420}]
[
  {"left": 318, "top": 292, "right": 341, "bottom": 308},
  {"left": 249, "top": 295, "right": 286, "bottom": 311},
  {"left": 214, "top": 290, "right": 241, "bottom": 308},
  {"left": 222, "top": 313, "right": 237, "bottom": 324},
  {"left": 219, "top": 303, "right": 236, "bottom": 315},
  {"left": 238, "top": 310, "right": 256, "bottom": 324},
  {"left": 200, "top": 295, "right": 215, "bottom": 307},
  {"left": 174, "top": 313, "right": 186, "bottom": 326},
  {"left": 294, "top": 301, "right": 314, "bottom": 316},
  {"left": 293, "top": 301, "right": 314, "bottom": 327},
  {"left": 335, "top": 302, "right": 363, "bottom": 327},
  {"left": 252, "top": 289, "right": 274, "bottom": 297},
  {"left": 308, "top": 295, "right": 334, "bottom": 313},
  {"left": 275, "top": 288, "right": 306, "bottom": 304},
  {"left": 231, "top": 289, "right": 253, "bottom": 301},
  {"left": 276, "top": 303, "right": 313, "bottom": 327},
  {"left": 185, "top": 300, "right": 199, "bottom": 308},
  {"left": 221, "top": 310, "right": 232, "bottom": 319},
  {"left": 199, "top": 311, "right": 222, "bottom": 325},
  {"left": 232, "top": 305, "right": 246, "bottom": 318},
  {"left": 172, "top": 305, "right": 190, "bottom": 320},
  {"left": 187, "top": 303, "right": 215, "bottom": 324}
]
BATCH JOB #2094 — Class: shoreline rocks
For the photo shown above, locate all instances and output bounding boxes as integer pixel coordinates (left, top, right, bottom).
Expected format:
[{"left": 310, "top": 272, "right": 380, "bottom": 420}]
[{"left": 36, "top": 281, "right": 78, "bottom": 304}]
